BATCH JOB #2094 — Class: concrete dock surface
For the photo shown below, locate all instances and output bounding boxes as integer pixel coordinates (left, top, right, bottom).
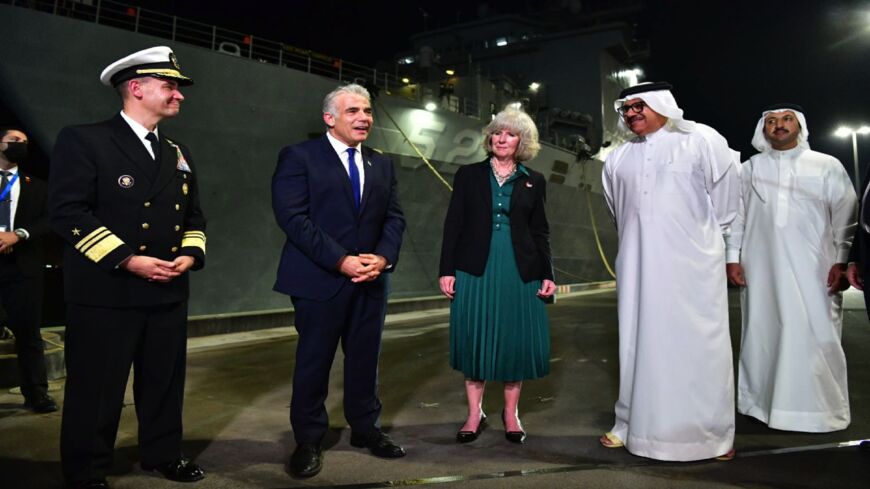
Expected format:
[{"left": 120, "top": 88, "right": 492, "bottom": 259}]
[{"left": 1, "top": 289, "right": 868, "bottom": 488}]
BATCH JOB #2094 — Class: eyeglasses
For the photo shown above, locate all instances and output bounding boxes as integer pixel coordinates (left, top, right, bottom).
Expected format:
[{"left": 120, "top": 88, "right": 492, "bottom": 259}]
[{"left": 617, "top": 101, "right": 647, "bottom": 116}]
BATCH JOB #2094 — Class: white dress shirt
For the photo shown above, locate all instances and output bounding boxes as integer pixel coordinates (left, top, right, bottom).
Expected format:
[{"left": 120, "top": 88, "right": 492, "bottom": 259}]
[
  {"left": 326, "top": 131, "right": 365, "bottom": 194},
  {"left": 1, "top": 166, "right": 24, "bottom": 235},
  {"left": 120, "top": 110, "right": 159, "bottom": 159}
]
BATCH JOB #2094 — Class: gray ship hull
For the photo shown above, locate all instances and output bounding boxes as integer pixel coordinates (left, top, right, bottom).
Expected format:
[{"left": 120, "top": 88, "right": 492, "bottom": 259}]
[{"left": 0, "top": 4, "right": 616, "bottom": 319}]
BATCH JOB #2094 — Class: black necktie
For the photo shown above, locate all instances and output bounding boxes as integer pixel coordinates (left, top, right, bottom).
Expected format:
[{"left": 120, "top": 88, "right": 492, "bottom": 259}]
[
  {"left": 145, "top": 132, "right": 160, "bottom": 162},
  {"left": 0, "top": 171, "right": 11, "bottom": 232}
]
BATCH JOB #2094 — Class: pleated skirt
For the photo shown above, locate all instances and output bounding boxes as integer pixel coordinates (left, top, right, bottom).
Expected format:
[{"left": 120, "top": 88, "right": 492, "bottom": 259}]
[{"left": 449, "top": 228, "right": 550, "bottom": 381}]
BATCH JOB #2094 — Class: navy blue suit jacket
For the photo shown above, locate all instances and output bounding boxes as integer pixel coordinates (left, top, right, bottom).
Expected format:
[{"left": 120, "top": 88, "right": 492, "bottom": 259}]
[{"left": 272, "top": 135, "right": 405, "bottom": 300}]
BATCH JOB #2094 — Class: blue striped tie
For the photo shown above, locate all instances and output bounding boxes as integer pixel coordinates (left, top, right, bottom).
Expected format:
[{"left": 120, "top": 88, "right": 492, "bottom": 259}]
[{"left": 347, "top": 147, "right": 360, "bottom": 209}]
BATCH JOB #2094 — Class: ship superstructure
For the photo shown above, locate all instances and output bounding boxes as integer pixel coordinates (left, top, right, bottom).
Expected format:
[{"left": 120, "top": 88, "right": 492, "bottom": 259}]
[{"left": 0, "top": 1, "right": 641, "bottom": 320}]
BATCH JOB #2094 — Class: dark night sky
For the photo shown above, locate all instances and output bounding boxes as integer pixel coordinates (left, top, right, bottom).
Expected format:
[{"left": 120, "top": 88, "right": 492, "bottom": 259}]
[{"left": 132, "top": 0, "right": 870, "bottom": 177}]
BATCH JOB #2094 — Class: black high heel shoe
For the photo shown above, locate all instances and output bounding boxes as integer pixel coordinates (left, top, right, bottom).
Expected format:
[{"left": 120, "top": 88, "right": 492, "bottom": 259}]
[
  {"left": 456, "top": 413, "right": 487, "bottom": 443},
  {"left": 501, "top": 409, "right": 526, "bottom": 444}
]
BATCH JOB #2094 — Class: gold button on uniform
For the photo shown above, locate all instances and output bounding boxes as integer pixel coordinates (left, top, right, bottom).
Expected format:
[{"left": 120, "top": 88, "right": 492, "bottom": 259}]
[
  {"left": 174, "top": 225, "right": 181, "bottom": 231},
  {"left": 171, "top": 246, "right": 178, "bottom": 252},
  {"left": 144, "top": 201, "right": 151, "bottom": 208},
  {"left": 139, "top": 245, "right": 147, "bottom": 251},
  {"left": 175, "top": 204, "right": 180, "bottom": 211},
  {"left": 142, "top": 223, "right": 150, "bottom": 229}
]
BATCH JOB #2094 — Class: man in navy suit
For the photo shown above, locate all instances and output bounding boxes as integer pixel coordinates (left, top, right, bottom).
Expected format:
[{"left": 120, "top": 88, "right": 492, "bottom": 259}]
[
  {"left": 272, "top": 83, "right": 406, "bottom": 478},
  {"left": 0, "top": 127, "right": 56, "bottom": 414}
]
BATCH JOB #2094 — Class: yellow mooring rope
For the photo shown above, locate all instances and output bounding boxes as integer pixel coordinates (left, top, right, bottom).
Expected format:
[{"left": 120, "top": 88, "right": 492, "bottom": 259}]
[
  {"left": 376, "top": 99, "right": 453, "bottom": 191},
  {"left": 377, "top": 99, "right": 614, "bottom": 279},
  {"left": 585, "top": 190, "right": 616, "bottom": 279}
]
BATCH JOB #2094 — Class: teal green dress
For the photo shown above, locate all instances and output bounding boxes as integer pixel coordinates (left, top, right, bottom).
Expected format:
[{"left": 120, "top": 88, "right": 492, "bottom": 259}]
[{"left": 449, "top": 166, "right": 550, "bottom": 381}]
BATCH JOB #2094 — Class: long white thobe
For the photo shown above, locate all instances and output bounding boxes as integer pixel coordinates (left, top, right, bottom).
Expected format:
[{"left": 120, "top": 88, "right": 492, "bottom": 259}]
[
  {"left": 725, "top": 147, "right": 856, "bottom": 432},
  {"left": 602, "top": 125, "right": 739, "bottom": 461}
]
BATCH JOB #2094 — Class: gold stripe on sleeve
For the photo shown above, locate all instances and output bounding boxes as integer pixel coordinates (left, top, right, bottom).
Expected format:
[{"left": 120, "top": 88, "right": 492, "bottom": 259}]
[
  {"left": 80, "top": 233, "right": 126, "bottom": 263},
  {"left": 181, "top": 231, "right": 206, "bottom": 253},
  {"left": 74, "top": 227, "right": 109, "bottom": 251}
]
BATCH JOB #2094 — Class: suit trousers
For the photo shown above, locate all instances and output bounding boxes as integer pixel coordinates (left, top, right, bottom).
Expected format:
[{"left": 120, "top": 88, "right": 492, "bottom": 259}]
[
  {"left": 290, "top": 282, "right": 387, "bottom": 444},
  {"left": 0, "top": 260, "right": 48, "bottom": 400},
  {"left": 60, "top": 301, "right": 188, "bottom": 482}
]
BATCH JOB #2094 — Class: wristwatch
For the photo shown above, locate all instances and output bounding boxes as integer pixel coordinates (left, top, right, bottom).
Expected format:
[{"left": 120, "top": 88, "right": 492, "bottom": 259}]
[{"left": 13, "top": 229, "right": 27, "bottom": 240}]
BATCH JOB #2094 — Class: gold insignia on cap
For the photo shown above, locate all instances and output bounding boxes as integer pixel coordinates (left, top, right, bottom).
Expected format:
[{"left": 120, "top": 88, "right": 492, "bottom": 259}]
[
  {"left": 136, "top": 68, "right": 185, "bottom": 78},
  {"left": 169, "top": 52, "right": 180, "bottom": 70}
]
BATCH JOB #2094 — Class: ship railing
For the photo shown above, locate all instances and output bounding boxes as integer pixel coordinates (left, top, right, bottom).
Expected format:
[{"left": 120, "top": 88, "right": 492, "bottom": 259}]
[{"left": 5, "top": 0, "right": 482, "bottom": 118}]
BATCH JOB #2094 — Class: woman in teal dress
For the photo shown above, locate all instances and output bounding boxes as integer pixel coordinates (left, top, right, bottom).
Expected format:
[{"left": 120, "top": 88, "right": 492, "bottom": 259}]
[{"left": 438, "top": 109, "right": 556, "bottom": 444}]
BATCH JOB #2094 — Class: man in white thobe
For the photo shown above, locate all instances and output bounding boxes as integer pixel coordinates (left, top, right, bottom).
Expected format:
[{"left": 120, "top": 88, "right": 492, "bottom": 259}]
[
  {"left": 725, "top": 104, "right": 855, "bottom": 432},
  {"left": 602, "top": 81, "right": 739, "bottom": 461}
]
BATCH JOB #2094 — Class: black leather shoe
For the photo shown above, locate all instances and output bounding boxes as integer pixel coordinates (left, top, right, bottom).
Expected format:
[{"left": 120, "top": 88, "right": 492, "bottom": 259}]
[
  {"left": 142, "top": 458, "right": 204, "bottom": 482},
  {"left": 288, "top": 443, "right": 322, "bottom": 478},
  {"left": 501, "top": 410, "right": 526, "bottom": 444},
  {"left": 350, "top": 430, "right": 406, "bottom": 458},
  {"left": 24, "top": 393, "right": 58, "bottom": 413},
  {"left": 65, "top": 479, "right": 109, "bottom": 489},
  {"left": 456, "top": 413, "right": 487, "bottom": 443}
]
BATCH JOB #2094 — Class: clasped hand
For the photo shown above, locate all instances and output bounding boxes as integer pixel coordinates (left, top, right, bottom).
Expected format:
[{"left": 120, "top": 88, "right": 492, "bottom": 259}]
[
  {"left": 122, "top": 255, "right": 195, "bottom": 282},
  {"left": 339, "top": 253, "right": 386, "bottom": 283}
]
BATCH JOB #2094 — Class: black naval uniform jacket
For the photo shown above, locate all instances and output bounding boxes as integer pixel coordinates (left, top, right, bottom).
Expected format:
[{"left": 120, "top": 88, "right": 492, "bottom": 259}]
[
  {"left": 48, "top": 114, "right": 206, "bottom": 307},
  {"left": 439, "top": 159, "right": 554, "bottom": 283}
]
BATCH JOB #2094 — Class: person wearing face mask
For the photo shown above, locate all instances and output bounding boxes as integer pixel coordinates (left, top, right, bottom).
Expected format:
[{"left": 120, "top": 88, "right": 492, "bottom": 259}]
[
  {"left": 726, "top": 104, "right": 856, "bottom": 432},
  {"left": 0, "top": 126, "right": 56, "bottom": 414},
  {"left": 438, "top": 108, "right": 555, "bottom": 446}
]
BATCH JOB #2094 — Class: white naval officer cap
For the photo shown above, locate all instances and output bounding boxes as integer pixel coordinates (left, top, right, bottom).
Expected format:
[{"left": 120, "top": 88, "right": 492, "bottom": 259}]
[{"left": 99, "top": 46, "right": 194, "bottom": 87}]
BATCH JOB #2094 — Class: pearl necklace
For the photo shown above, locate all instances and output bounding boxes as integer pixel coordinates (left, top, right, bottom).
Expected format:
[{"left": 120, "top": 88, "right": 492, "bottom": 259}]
[{"left": 491, "top": 158, "right": 517, "bottom": 187}]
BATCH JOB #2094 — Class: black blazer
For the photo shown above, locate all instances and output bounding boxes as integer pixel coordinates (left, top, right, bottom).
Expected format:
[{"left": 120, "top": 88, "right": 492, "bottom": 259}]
[
  {"left": 2, "top": 172, "right": 49, "bottom": 277},
  {"left": 48, "top": 114, "right": 207, "bottom": 307},
  {"left": 439, "top": 160, "right": 554, "bottom": 283}
]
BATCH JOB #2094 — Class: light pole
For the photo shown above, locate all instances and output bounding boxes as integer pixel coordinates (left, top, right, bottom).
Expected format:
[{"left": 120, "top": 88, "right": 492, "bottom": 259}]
[{"left": 834, "top": 125, "right": 870, "bottom": 190}]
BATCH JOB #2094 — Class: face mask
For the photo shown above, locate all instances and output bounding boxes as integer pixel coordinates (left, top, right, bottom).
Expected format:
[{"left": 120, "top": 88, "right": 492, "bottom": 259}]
[{"left": 1, "top": 142, "right": 28, "bottom": 162}]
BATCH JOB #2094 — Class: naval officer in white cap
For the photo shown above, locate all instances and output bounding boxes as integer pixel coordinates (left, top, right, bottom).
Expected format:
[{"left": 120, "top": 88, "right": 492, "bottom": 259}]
[{"left": 49, "top": 46, "right": 206, "bottom": 489}]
